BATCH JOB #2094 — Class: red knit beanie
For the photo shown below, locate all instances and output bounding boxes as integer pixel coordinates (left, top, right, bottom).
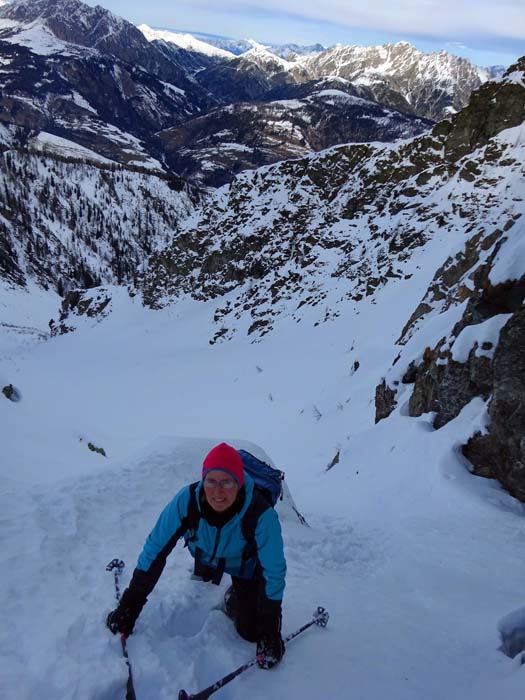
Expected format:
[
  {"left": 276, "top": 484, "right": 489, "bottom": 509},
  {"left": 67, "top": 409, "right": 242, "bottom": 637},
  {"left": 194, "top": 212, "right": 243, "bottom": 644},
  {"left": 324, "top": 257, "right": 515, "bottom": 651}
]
[{"left": 202, "top": 442, "right": 244, "bottom": 487}]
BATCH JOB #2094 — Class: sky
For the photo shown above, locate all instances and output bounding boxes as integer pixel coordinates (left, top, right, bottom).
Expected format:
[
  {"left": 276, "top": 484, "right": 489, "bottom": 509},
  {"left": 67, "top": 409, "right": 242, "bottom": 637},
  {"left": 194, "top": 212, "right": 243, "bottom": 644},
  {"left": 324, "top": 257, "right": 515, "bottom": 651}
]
[{"left": 84, "top": 0, "right": 525, "bottom": 67}]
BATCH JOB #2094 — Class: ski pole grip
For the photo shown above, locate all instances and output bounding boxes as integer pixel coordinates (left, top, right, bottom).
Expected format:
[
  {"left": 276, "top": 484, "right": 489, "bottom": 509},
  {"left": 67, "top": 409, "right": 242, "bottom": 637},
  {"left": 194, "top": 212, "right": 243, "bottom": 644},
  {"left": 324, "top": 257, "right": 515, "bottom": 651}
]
[
  {"left": 106, "top": 558, "right": 125, "bottom": 572},
  {"left": 313, "top": 606, "right": 329, "bottom": 627}
]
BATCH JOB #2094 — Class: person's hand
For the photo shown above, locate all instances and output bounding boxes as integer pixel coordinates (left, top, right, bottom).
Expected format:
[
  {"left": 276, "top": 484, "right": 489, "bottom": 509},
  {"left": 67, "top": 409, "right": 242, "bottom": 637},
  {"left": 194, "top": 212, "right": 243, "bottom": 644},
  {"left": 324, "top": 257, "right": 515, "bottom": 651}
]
[
  {"left": 256, "top": 634, "right": 285, "bottom": 669},
  {"left": 106, "top": 605, "right": 138, "bottom": 637},
  {"left": 106, "top": 588, "right": 147, "bottom": 636}
]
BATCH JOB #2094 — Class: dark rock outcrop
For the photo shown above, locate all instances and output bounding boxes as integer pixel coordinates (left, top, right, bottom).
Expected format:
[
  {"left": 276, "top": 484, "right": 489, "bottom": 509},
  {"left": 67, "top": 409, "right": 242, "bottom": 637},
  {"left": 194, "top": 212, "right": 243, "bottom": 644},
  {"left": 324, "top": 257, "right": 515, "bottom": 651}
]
[
  {"left": 463, "top": 308, "right": 525, "bottom": 500},
  {"left": 53, "top": 288, "right": 113, "bottom": 334},
  {"left": 2, "top": 383, "right": 22, "bottom": 401},
  {"left": 376, "top": 267, "right": 525, "bottom": 496},
  {"left": 375, "top": 379, "right": 398, "bottom": 422},
  {"left": 405, "top": 343, "right": 494, "bottom": 429},
  {"left": 87, "top": 441, "right": 107, "bottom": 457},
  {"left": 440, "top": 57, "right": 525, "bottom": 161}
]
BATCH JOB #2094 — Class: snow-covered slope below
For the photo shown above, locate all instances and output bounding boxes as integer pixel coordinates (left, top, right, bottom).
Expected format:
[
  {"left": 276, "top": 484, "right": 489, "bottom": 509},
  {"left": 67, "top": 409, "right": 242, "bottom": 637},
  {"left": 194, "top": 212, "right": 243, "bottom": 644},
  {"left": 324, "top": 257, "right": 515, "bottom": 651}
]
[{"left": 2, "top": 267, "right": 525, "bottom": 699}]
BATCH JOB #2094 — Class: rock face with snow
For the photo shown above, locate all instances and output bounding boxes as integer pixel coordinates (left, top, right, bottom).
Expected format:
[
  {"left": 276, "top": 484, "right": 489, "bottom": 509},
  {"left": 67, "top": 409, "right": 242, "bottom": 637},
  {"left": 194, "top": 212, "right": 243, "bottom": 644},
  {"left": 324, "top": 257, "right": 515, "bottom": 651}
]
[
  {"left": 141, "top": 62, "right": 523, "bottom": 328},
  {"left": 374, "top": 60, "right": 525, "bottom": 499},
  {"left": 51, "top": 286, "right": 113, "bottom": 334},
  {"left": 463, "top": 309, "right": 525, "bottom": 499}
]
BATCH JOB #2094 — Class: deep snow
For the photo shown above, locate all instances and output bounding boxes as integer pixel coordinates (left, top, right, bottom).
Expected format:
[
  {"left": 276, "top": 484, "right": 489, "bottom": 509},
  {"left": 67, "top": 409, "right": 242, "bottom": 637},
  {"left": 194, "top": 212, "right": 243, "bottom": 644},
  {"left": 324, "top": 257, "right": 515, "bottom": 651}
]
[{"left": 1, "top": 274, "right": 525, "bottom": 700}]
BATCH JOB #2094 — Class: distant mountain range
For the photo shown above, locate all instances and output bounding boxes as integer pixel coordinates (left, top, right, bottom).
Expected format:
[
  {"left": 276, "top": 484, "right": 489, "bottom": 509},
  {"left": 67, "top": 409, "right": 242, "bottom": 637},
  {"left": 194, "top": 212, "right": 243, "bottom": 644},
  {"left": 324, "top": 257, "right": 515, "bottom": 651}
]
[
  {"left": 0, "top": 0, "right": 506, "bottom": 188},
  {"left": 163, "top": 28, "right": 326, "bottom": 59}
]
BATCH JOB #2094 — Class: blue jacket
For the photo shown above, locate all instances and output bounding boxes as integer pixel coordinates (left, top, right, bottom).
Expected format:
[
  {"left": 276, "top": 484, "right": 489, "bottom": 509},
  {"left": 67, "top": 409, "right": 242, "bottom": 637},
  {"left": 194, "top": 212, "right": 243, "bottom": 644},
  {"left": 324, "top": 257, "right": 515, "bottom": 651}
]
[{"left": 136, "top": 473, "right": 286, "bottom": 601}]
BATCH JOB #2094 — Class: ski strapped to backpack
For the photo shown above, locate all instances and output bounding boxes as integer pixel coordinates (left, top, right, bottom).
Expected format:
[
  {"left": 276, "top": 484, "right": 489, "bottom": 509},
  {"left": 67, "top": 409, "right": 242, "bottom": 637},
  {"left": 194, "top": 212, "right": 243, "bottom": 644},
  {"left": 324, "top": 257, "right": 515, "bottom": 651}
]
[{"left": 185, "top": 450, "right": 285, "bottom": 583}]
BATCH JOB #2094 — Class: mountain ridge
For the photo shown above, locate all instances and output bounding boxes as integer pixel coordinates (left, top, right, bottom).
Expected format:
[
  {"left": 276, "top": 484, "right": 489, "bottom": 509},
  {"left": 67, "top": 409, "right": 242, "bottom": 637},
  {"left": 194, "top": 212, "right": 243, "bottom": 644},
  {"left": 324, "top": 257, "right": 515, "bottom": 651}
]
[{"left": 0, "top": 0, "right": 503, "bottom": 185}]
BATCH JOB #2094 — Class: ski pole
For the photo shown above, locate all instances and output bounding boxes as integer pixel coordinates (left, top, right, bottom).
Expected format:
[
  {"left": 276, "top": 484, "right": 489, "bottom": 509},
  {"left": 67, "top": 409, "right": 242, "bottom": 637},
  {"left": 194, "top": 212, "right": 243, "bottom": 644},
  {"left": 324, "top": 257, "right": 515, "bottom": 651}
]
[
  {"left": 106, "top": 559, "right": 137, "bottom": 700},
  {"left": 178, "top": 606, "right": 329, "bottom": 700}
]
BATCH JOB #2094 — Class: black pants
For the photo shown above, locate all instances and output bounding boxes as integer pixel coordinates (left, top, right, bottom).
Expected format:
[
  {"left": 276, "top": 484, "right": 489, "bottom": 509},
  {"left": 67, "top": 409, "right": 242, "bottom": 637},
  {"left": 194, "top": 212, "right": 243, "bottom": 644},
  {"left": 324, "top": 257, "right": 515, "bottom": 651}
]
[
  {"left": 230, "top": 574, "right": 263, "bottom": 642},
  {"left": 230, "top": 572, "right": 281, "bottom": 643},
  {"left": 194, "top": 557, "right": 276, "bottom": 641}
]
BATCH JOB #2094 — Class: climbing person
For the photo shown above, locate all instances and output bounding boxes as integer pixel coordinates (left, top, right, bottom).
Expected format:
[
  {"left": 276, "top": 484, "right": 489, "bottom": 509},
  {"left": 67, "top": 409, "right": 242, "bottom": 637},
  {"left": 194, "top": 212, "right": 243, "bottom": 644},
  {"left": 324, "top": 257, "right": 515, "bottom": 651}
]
[{"left": 106, "top": 442, "right": 286, "bottom": 669}]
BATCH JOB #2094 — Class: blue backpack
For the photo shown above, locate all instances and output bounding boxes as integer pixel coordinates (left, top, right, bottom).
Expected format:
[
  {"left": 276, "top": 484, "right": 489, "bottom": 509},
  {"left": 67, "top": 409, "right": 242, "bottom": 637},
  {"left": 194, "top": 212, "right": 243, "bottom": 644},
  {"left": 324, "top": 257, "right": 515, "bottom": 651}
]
[{"left": 237, "top": 449, "right": 284, "bottom": 506}]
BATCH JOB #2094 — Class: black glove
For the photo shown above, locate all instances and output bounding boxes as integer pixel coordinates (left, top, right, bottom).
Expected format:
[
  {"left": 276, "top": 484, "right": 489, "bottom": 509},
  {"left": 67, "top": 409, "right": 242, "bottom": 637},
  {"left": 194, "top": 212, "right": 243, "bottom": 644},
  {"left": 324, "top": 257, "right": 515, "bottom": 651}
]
[
  {"left": 106, "top": 587, "right": 147, "bottom": 637},
  {"left": 256, "top": 634, "right": 285, "bottom": 669}
]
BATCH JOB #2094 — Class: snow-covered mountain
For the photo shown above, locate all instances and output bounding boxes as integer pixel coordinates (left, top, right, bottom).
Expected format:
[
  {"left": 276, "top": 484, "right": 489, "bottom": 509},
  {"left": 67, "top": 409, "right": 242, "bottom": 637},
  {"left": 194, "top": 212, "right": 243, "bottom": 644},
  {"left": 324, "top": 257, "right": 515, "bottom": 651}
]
[
  {"left": 189, "top": 31, "right": 254, "bottom": 56},
  {"left": 158, "top": 78, "right": 432, "bottom": 188},
  {"left": 0, "top": 4, "right": 524, "bottom": 692},
  {"left": 290, "top": 41, "right": 493, "bottom": 121},
  {"left": 139, "top": 24, "right": 236, "bottom": 60},
  {"left": 155, "top": 28, "right": 325, "bottom": 59},
  {"left": 194, "top": 39, "right": 496, "bottom": 122},
  {"left": 0, "top": 0, "right": 217, "bottom": 169},
  {"left": 136, "top": 18, "right": 497, "bottom": 125},
  {"left": 0, "top": 0, "right": 500, "bottom": 186},
  {"left": 0, "top": 0, "right": 193, "bottom": 80},
  {"left": 0, "top": 135, "right": 198, "bottom": 292},
  {"left": 266, "top": 42, "right": 326, "bottom": 59}
]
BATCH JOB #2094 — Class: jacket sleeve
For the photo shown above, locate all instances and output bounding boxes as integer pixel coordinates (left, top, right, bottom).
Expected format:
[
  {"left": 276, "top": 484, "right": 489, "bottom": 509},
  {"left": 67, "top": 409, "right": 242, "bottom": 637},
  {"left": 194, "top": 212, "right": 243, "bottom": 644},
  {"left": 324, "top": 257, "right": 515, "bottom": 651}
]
[
  {"left": 255, "top": 507, "right": 286, "bottom": 600},
  {"left": 254, "top": 507, "right": 286, "bottom": 637},
  {"left": 131, "top": 485, "right": 191, "bottom": 597}
]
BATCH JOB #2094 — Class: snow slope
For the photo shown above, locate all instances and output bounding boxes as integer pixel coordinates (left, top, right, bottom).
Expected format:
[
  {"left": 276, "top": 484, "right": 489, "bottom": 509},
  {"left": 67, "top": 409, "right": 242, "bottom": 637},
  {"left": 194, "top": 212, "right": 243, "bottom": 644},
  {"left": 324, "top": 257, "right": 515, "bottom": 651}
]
[{"left": 2, "top": 266, "right": 525, "bottom": 699}]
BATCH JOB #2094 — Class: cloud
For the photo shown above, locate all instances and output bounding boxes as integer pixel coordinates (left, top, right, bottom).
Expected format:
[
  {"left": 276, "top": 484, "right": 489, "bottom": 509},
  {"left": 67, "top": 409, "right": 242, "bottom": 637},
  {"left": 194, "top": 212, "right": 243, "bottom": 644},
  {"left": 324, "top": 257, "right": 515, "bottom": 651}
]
[{"left": 184, "top": 0, "right": 525, "bottom": 42}]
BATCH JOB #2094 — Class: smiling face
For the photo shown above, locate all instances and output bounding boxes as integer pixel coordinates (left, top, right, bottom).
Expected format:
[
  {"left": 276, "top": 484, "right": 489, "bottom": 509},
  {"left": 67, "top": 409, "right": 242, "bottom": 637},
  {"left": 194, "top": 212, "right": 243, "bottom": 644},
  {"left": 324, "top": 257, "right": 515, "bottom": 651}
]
[{"left": 203, "top": 469, "right": 240, "bottom": 512}]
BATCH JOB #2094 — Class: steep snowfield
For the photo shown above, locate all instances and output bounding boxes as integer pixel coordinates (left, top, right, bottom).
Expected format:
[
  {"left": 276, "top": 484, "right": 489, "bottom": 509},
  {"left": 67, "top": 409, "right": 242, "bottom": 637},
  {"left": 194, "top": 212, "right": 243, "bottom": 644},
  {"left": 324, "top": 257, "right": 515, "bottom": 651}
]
[{"left": 2, "top": 261, "right": 525, "bottom": 699}]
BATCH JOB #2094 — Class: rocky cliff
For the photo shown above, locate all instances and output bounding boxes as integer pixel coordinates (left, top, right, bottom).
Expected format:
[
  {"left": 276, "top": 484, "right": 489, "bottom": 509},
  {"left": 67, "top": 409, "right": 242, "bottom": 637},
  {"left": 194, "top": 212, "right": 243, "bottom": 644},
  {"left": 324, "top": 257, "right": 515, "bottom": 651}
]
[{"left": 374, "top": 58, "right": 525, "bottom": 499}]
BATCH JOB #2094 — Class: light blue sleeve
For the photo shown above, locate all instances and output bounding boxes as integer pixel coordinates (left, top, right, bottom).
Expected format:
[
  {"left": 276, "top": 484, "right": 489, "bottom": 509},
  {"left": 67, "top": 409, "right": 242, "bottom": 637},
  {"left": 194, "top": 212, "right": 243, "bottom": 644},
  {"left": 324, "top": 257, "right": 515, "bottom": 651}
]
[
  {"left": 255, "top": 507, "right": 286, "bottom": 600},
  {"left": 137, "top": 485, "right": 191, "bottom": 572}
]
